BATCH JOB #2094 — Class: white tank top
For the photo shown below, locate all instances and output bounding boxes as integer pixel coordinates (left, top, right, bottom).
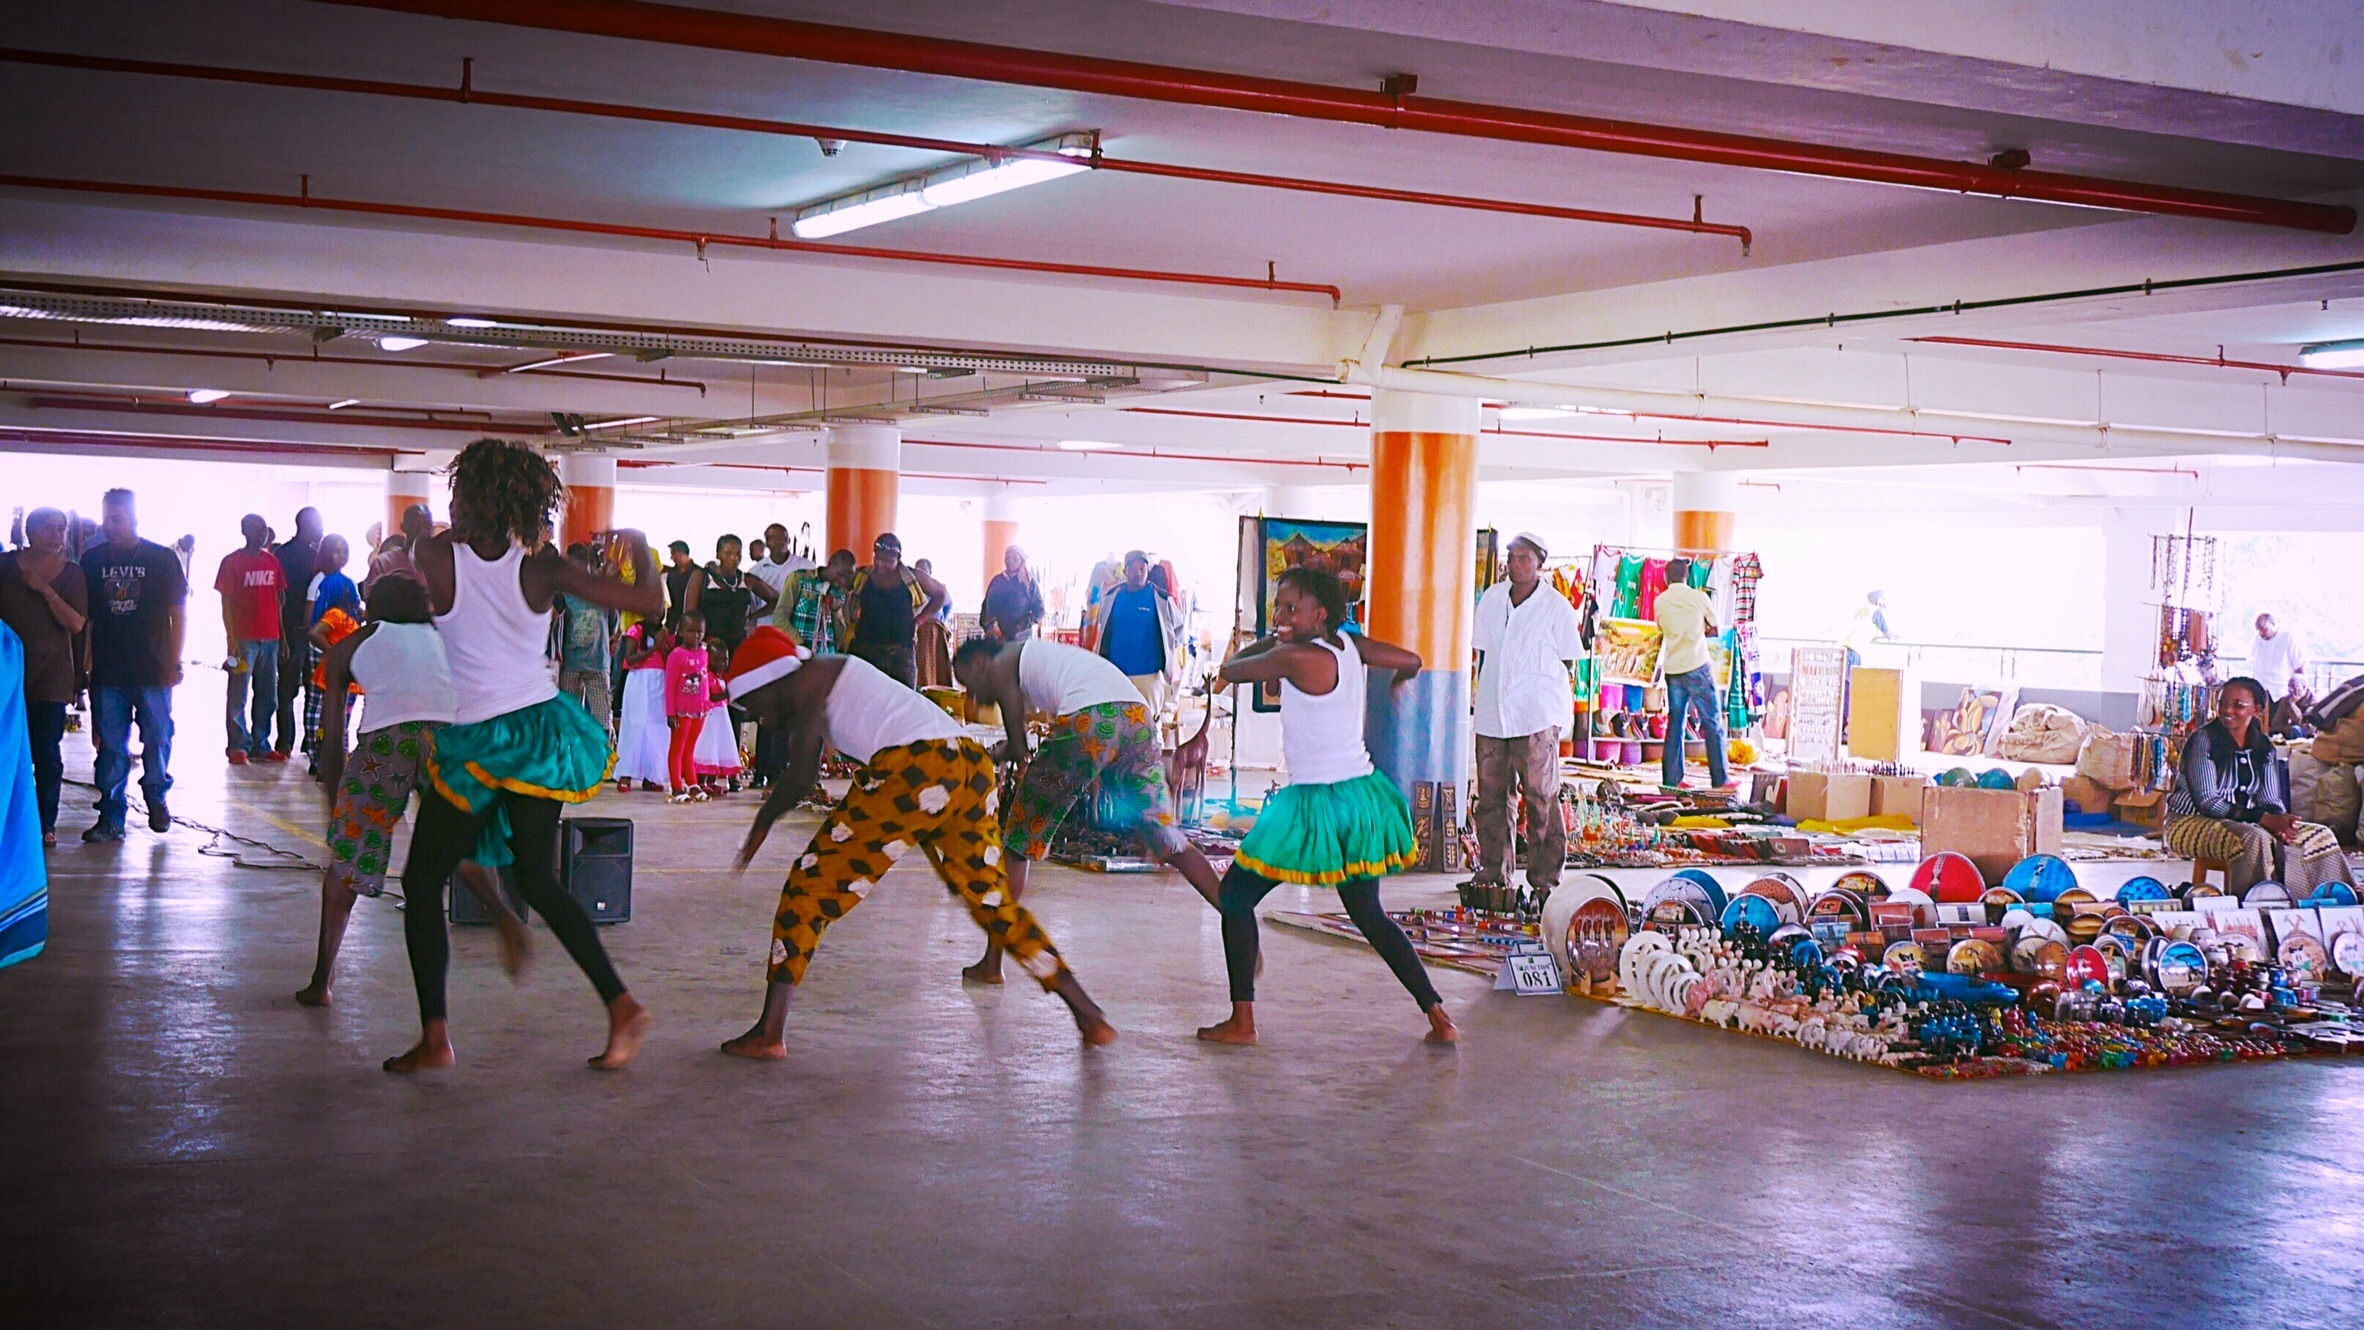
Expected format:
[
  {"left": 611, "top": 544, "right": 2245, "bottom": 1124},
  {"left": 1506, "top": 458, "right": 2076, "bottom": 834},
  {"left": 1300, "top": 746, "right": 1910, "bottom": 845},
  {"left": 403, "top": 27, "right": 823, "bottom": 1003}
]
[
  {"left": 822, "top": 654, "right": 964, "bottom": 765},
  {"left": 1017, "top": 640, "right": 1141, "bottom": 715},
  {"left": 1280, "top": 634, "right": 1374, "bottom": 785},
  {"left": 349, "top": 622, "right": 458, "bottom": 731},
  {"left": 434, "top": 542, "right": 558, "bottom": 726}
]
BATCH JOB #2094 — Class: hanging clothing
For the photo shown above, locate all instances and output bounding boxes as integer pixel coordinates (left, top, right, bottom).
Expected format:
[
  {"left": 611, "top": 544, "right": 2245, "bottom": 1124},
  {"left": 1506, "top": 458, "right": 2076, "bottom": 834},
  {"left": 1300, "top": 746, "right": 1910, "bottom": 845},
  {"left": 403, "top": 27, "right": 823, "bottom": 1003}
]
[{"left": 1636, "top": 558, "right": 1670, "bottom": 620}]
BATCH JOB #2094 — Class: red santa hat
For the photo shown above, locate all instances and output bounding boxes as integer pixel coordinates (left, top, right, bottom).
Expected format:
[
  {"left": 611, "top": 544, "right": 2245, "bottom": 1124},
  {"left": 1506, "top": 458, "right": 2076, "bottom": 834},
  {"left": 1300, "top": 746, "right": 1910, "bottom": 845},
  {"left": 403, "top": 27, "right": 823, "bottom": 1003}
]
[{"left": 726, "top": 625, "right": 812, "bottom": 700}]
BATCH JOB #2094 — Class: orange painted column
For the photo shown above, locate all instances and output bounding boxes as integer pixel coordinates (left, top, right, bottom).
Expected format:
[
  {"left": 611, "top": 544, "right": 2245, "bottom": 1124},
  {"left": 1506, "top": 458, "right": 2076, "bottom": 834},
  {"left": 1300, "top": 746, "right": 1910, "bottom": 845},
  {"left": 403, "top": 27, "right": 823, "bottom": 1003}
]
[
  {"left": 1365, "top": 389, "right": 1482, "bottom": 794},
  {"left": 825, "top": 424, "right": 899, "bottom": 559},
  {"left": 981, "top": 488, "right": 1019, "bottom": 599},
  {"left": 1670, "top": 471, "right": 1738, "bottom": 556},
  {"left": 560, "top": 453, "right": 615, "bottom": 551},
  {"left": 386, "top": 468, "right": 433, "bottom": 539}
]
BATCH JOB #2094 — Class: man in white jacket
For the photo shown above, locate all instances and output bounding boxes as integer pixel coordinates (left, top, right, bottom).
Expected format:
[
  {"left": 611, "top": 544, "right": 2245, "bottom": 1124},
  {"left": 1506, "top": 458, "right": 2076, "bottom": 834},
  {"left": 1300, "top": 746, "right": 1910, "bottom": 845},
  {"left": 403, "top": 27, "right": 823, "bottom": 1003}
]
[{"left": 1470, "top": 533, "right": 1582, "bottom": 894}]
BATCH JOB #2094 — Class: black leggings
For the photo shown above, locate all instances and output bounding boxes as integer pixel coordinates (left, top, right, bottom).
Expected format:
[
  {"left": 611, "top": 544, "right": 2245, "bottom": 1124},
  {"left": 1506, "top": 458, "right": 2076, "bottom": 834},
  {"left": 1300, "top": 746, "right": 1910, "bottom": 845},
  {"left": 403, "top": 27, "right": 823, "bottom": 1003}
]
[
  {"left": 1218, "top": 864, "right": 1440, "bottom": 1010},
  {"left": 400, "top": 791, "right": 626, "bottom": 1022}
]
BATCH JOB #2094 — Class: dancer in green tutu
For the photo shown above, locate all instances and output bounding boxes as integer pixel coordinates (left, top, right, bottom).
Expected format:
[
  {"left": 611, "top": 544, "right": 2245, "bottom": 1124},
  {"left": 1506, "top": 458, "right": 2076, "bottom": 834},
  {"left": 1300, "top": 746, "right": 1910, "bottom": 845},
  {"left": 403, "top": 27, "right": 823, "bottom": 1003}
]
[
  {"left": 1197, "top": 566, "right": 1458, "bottom": 1046},
  {"left": 386, "top": 438, "right": 666, "bottom": 1073}
]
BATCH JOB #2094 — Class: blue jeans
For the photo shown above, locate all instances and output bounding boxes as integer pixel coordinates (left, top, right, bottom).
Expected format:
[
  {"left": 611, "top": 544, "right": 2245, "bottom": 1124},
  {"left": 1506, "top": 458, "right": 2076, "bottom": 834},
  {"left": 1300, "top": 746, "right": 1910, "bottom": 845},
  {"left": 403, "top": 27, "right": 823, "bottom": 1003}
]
[
  {"left": 93, "top": 685, "right": 174, "bottom": 826},
  {"left": 27, "top": 701, "right": 66, "bottom": 836},
  {"left": 225, "top": 638, "right": 280, "bottom": 755},
  {"left": 1662, "top": 665, "right": 1728, "bottom": 789}
]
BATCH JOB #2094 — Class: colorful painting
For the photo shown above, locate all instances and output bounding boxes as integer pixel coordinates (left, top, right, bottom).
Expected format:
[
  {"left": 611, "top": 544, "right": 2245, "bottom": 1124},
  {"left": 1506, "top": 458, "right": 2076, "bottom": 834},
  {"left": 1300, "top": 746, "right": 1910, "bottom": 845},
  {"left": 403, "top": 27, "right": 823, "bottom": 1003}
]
[
  {"left": 1248, "top": 517, "right": 1368, "bottom": 711},
  {"left": 1924, "top": 685, "right": 2020, "bottom": 756}
]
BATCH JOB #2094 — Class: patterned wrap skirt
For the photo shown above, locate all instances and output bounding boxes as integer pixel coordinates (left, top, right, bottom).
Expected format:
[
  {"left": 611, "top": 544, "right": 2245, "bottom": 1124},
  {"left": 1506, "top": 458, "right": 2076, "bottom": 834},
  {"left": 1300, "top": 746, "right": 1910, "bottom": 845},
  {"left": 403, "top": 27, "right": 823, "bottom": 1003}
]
[
  {"left": 1004, "top": 702, "right": 1186, "bottom": 860},
  {"left": 327, "top": 721, "right": 513, "bottom": 897},
  {"left": 1234, "top": 770, "right": 1419, "bottom": 886}
]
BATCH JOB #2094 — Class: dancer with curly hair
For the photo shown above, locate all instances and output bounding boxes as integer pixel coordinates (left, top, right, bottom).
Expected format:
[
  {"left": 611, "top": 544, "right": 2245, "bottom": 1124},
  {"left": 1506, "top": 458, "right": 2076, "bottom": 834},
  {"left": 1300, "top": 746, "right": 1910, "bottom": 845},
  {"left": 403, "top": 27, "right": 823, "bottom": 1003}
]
[{"left": 386, "top": 438, "right": 665, "bottom": 1073}]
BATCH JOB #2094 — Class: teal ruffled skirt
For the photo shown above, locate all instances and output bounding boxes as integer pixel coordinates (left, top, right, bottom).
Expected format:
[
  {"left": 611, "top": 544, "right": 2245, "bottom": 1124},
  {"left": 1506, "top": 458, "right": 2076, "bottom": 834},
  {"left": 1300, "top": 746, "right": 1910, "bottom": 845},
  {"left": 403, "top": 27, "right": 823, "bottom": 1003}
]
[
  {"left": 1234, "top": 770, "right": 1419, "bottom": 886},
  {"left": 427, "top": 694, "right": 615, "bottom": 815}
]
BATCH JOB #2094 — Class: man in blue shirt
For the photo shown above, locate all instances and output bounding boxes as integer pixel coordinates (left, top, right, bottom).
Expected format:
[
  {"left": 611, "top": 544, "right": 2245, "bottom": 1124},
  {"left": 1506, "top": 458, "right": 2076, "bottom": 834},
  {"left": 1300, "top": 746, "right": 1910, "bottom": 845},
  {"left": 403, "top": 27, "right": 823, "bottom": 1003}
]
[{"left": 1095, "top": 550, "right": 1176, "bottom": 714}]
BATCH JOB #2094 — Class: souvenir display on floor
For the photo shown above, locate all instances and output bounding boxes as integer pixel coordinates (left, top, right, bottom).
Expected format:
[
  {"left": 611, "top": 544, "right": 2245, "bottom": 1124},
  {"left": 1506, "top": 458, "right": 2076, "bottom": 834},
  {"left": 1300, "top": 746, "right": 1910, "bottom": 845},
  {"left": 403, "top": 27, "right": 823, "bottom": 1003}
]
[{"left": 1533, "top": 853, "right": 2364, "bottom": 1078}]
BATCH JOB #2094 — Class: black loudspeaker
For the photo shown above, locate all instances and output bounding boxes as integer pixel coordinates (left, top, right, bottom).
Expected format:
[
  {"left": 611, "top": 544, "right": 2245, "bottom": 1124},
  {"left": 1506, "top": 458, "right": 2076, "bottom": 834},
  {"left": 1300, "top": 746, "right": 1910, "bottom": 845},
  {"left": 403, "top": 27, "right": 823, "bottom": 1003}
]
[
  {"left": 561, "top": 817, "right": 634, "bottom": 924},
  {"left": 446, "top": 817, "right": 633, "bottom": 925},
  {"left": 448, "top": 864, "right": 526, "bottom": 925}
]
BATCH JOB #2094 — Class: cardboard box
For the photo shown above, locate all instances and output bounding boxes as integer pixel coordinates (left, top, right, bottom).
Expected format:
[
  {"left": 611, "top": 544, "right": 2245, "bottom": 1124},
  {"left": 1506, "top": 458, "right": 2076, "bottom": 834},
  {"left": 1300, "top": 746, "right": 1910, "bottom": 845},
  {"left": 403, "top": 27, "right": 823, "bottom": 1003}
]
[
  {"left": 1920, "top": 785, "right": 2064, "bottom": 885},
  {"left": 1871, "top": 774, "right": 1928, "bottom": 820},
  {"left": 2113, "top": 788, "right": 2166, "bottom": 829},
  {"left": 1788, "top": 771, "right": 1873, "bottom": 822}
]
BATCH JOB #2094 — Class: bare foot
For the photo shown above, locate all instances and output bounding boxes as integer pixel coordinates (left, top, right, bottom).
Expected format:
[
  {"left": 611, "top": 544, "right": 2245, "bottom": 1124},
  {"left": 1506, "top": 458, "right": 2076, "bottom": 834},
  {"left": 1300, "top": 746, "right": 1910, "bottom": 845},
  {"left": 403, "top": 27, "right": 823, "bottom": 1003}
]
[
  {"left": 1196, "top": 1014, "right": 1257, "bottom": 1045},
  {"left": 494, "top": 915, "right": 535, "bottom": 982},
  {"left": 590, "top": 994, "right": 650, "bottom": 1070},
  {"left": 720, "top": 1027, "right": 787, "bottom": 1061},
  {"left": 960, "top": 958, "right": 1004, "bottom": 985},
  {"left": 384, "top": 1026, "right": 456, "bottom": 1073},
  {"left": 1424, "top": 1006, "right": 1461, "bottom": 1045},
  {"left": 294, "top": 982, "right": 331, "bottom": 1007}
]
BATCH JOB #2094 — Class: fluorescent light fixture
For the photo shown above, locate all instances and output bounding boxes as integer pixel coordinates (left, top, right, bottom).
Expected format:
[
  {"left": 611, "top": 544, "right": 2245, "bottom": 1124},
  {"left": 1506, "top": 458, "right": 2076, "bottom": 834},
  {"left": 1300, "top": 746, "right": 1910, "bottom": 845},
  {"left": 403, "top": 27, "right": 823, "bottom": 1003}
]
[
  {"left": 918, "top": 151, "right": 1089, "bottom": 208},
  {"left": 791, "top": 186, "right": 934, "bottom": 239},
  {"left": 893, "top": 366, "right": 930, "bottom": 375},
  {"left": 1496, "top": 405, "right": 1577, "bottom": 420},
  {"left": 326, "top": 398, "right": 360, "bottom": 410},
  {"left": 1577, "top": 406, "right": 1633, "bottom": 417},
  {"left": 2299, "top": 338, "right": 2364, "bottom": 370},
  {"left": 377, "top": 335, "right": 428, "bottom": 352},
  {"left": 1056, "top": 438, "right": 1122, "bottom": 451},
  {"left": 446, "top": 317, "right": 499, "bottom": 328},
  {"left": 791, "top": 132, "right": 1095, "bottom": 239},
  {"left": 186, "top": 388, "right": 231, "bottom": 404},
  {"left": 506, "top": 353, "right": 614, "bottom": 374},
  {"left": 582, "top": 416, "right": 660, "bottom": 431}
]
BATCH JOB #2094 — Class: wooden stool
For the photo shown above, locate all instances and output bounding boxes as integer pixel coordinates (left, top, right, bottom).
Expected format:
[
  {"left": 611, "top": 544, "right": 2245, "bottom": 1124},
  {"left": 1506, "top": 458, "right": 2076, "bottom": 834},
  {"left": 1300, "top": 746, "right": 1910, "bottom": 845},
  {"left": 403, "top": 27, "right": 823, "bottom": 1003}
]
[{"left": 2191, "top": 857, "right": 2228, "bottom": 889}]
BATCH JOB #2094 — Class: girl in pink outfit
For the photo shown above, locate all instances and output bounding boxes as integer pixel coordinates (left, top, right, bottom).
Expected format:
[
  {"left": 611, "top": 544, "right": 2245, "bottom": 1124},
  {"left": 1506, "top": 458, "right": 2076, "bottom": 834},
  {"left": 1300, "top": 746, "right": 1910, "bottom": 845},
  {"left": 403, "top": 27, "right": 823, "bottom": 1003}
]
[
  {"left": 693, "top": 640, "right": 743, "bottom": 793},
  {"left": 663, "top": 613, "right": 714, "bottom": 801}
]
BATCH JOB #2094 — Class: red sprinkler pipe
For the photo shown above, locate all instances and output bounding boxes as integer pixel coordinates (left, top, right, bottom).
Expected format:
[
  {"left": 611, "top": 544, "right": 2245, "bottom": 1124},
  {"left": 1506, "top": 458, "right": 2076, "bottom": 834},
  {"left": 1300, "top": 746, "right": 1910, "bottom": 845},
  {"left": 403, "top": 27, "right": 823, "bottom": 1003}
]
[
  {"left": 1116, "top": 405, "right": 1768, "bottom": 448},
  {"left": 322, "top": 0, "right": 2356, "bottom": 235},
  {"left": 0, "top": 332, "right": 710, "bottom": 393},
  {"left": 0, "top": 425, "right": 410, "bottom": 460},
  {"left": 0, "top": 173, "right": 1343, "bottom": 305},
  {"left": 908, "top": 436, "right": 1369, "bottom": 471},
  {"left": 1908, "top": 335, "right": 2364, "bottom": 384},
  {"left": 24, "top": 391, "right": 537, "bottom": 432},
  {"left": 0, "top": 47, "right": 1751, "bottom": 250}
]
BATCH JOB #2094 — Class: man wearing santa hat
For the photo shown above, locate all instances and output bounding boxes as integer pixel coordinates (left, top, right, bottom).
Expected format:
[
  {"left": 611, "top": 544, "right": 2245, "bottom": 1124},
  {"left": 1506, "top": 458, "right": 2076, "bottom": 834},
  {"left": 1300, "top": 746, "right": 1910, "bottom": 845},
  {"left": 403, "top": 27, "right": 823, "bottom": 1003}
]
[{"left": 717, "top": 626, "right": 1117, "bottom": 1058}]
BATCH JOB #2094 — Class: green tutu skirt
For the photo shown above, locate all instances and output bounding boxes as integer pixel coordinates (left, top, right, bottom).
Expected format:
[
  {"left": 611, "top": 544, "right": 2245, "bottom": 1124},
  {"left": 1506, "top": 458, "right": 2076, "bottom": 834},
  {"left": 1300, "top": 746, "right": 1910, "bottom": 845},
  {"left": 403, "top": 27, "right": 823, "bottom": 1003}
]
[
  {"left": 1234, "top": 770, "right": 1419, "bottom": 886},
  {"left": 427, "top": 694, "right": 615, "bottom": 816}
]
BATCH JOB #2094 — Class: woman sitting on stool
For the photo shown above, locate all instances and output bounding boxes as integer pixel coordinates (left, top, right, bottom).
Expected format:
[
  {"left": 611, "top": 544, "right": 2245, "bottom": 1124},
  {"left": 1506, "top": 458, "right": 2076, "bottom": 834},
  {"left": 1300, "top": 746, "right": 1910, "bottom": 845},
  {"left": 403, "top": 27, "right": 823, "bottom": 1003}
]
[{"left": 2163, "top": 676, "right": 2355, "bottom": 896}]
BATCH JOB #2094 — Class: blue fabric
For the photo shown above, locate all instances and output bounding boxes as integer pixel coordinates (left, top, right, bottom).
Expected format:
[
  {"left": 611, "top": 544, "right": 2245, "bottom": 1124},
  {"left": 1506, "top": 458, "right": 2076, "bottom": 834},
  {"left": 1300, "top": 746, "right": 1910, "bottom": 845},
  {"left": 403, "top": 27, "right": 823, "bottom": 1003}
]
[
  {"left": 0, "top": 623, "right": 48, "bottom": 968},
  {"left": 1101, "top": 585, "right": 1165, "bottom": 676},
  {"left": 225, "top": 637, "right": 279, "bottom": 756},
  {"left": 92, "top": 685, "right": 174, "bottom": 826},
  {"left": 1662, "top": 664, "right": 1728, "bottom": 789},
  {"left": 309, "top": 571, "right": 361, "bottom": 626}
]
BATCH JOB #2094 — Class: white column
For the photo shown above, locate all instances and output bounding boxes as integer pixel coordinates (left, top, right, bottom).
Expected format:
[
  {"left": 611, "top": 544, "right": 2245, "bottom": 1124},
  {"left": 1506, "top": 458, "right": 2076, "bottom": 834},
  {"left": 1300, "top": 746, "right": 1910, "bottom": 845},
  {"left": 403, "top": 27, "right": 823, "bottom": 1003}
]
[
  {"left": 824, "top": 422, "right": 901, "bottom": 471},
  {"left": 562, "top": 453, "right": 617, "bottom": 488}
]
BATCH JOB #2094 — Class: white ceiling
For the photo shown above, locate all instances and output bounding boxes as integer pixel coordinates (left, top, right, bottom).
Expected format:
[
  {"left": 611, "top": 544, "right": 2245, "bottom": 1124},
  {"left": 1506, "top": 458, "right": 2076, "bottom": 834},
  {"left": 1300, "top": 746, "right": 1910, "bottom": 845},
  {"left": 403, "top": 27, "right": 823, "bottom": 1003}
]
[{"left": 1, "top": 0, "right": 2361, "bottom": 508}]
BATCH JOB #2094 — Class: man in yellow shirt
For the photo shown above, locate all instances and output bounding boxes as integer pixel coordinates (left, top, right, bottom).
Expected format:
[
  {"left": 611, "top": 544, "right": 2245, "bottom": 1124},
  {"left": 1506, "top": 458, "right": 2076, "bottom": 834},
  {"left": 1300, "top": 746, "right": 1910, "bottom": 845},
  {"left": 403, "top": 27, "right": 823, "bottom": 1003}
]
[{"left": 1652, "top": 558, "right": 1730, "bottom": 790}]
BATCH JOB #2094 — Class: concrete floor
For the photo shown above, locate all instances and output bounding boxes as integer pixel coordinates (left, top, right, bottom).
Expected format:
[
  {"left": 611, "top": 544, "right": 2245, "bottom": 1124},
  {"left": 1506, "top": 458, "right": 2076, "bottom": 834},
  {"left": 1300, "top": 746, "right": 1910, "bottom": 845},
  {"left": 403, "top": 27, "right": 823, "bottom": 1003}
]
[{"left": 6, "top": 714, "right": 2364, "bottom": 1328}]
